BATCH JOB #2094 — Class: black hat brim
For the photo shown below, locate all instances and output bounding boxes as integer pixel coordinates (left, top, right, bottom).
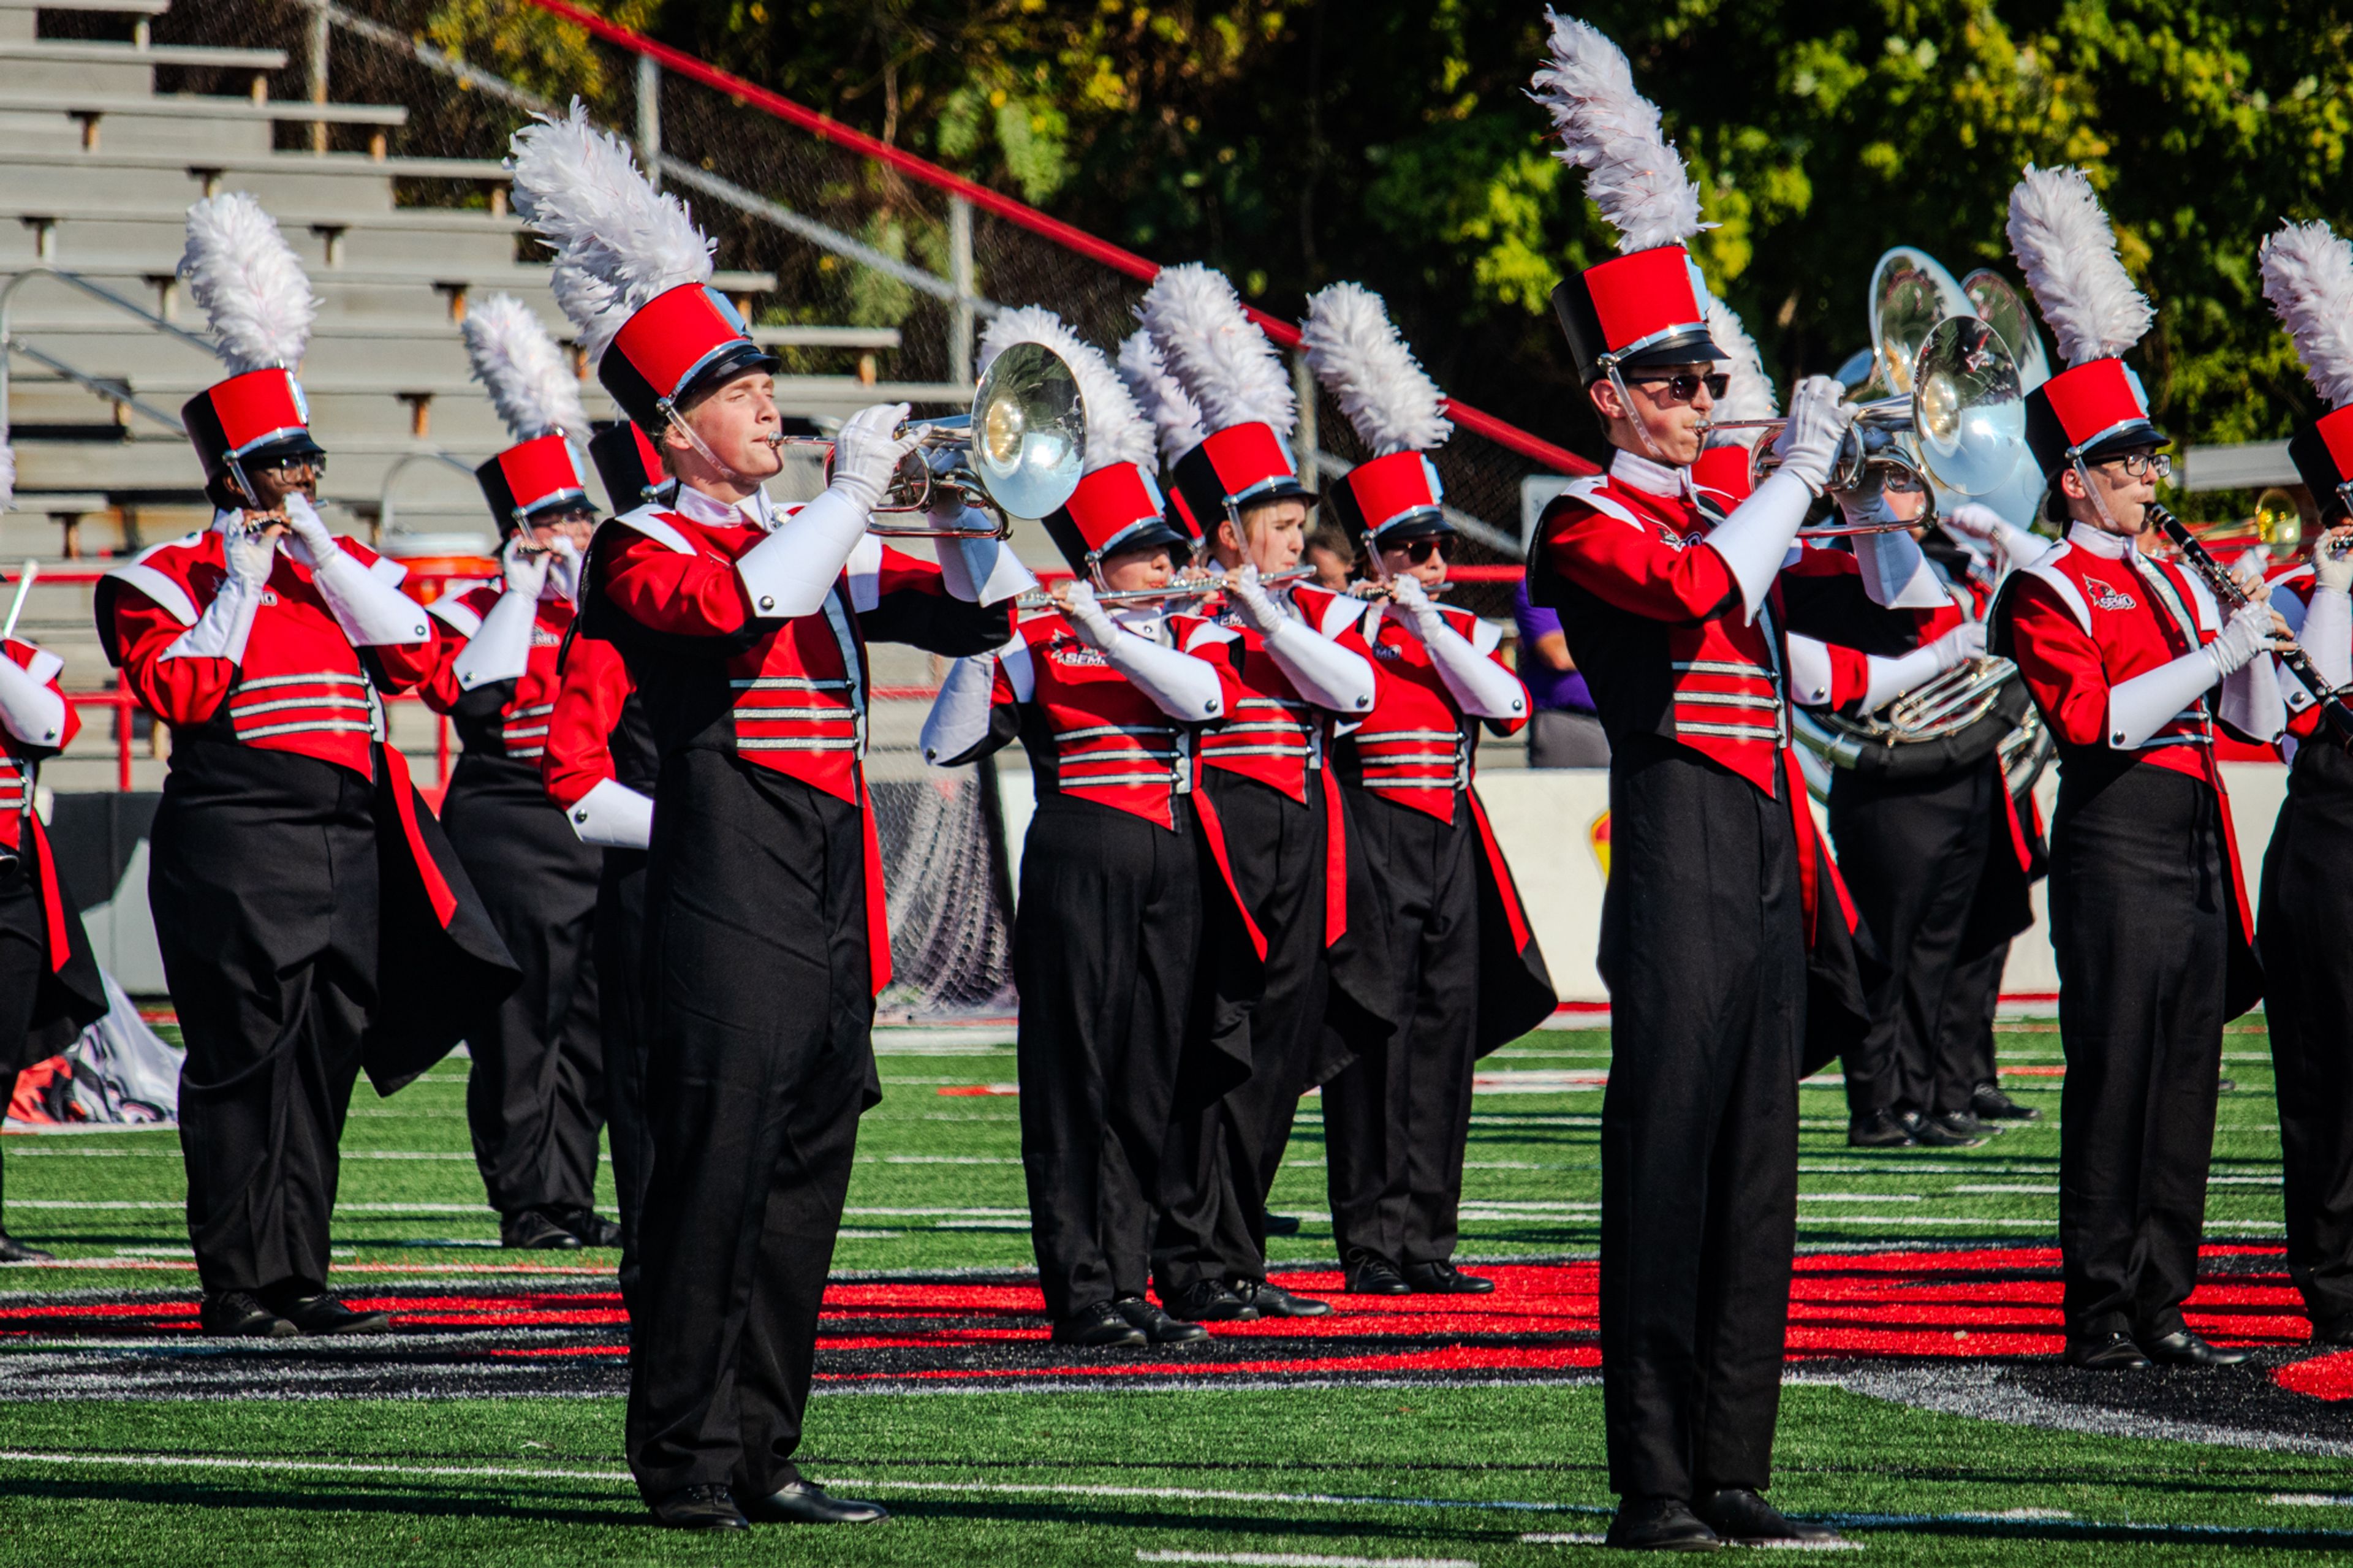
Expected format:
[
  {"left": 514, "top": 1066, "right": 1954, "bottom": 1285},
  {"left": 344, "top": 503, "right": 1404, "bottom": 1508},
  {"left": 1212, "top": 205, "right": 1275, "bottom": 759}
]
[{"left": 1616, "top": 329, "right": 1730, "bottom": 376}]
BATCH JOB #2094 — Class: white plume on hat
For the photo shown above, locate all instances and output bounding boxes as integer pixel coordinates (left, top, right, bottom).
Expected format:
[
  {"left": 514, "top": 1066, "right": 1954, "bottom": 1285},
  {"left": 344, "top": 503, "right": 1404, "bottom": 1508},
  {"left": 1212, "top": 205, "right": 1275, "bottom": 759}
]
[
  {"left": 2004, "top": 165, "right": 2153, "bottom": 369},
  {"left": 509, "top": 99, "right": 714, "bottom": 363},
  {"left": 2259, "top": 219, "right": 2353, "bottom": 412},
  {"left": 1530, "top": 10, "right": 1705, "bottom": 253},
  {"left": 1138, "top": 263, "right": 1295, "bottom": 440},
  {"left": 1702, "top": 291, "right": 1778, "bottom": 441},
  {"left": 463, "top": 292, "right": 591, "bottom": 441},
  {"left": 979, "top": 307, "right": 1155, "bottom": 474},
  {"left": 1117, "top": 329, "right": 1208, "bottom": 466},
  {"left": 177, "top": 192, "right": 317, "bottom": 375},
  {"left": 1300, "top": 282, "right": 1452, "bottom": 456}
]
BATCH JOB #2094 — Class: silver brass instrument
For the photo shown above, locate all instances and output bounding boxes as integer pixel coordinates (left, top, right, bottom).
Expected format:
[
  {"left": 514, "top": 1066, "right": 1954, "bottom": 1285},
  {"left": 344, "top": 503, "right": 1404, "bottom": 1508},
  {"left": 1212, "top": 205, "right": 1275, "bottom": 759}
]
[
  {"left": 1793, "top": 650, "right": 2038, "bottom": 781},
  {"left": 778, "top": 340, "right": 1086, "bottom": 540},
  {"left": 1015, "top": 564, "right": 1314, "bottom": 612}
]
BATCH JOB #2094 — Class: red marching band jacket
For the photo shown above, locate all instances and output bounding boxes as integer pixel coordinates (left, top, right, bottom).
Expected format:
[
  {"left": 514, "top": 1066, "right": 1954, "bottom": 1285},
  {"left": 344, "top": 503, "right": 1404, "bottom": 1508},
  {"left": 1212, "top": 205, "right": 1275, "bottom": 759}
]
[
  {"left": 1996, "top": 531, "right": 2252, "bottom": 925},
  {"left": 588, "top": 501, "right": 1004, "bottom": 993},
  {"left": 1174, "top": 581, "right": 1371, "bottom": 947},
  {"left": 540, "top": 629, "right": 645, "bottom": 815},
  {"left": 420, "top": 581, "right": 576, "bottom": 762},
  {"left": 1537, "top": 472, "right": 1866, "bottom": 950},
  {"left": 1, "top": 638, "right": 104, "bottom": 1032}
]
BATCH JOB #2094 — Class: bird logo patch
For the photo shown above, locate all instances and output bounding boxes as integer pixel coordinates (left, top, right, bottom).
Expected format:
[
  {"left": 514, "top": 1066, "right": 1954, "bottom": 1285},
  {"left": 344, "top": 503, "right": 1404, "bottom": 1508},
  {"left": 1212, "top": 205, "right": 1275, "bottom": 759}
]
[{"left": 2082, "top": 575, "right": 2137, "bottom": 612}]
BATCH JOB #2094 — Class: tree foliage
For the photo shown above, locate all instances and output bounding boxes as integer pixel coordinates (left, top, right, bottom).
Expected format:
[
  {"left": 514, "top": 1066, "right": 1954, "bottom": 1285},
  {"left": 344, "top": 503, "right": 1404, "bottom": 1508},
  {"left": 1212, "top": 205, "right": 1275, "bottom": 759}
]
[{"left": 602, "top": 1, "right": 2352, "bottom": 462}]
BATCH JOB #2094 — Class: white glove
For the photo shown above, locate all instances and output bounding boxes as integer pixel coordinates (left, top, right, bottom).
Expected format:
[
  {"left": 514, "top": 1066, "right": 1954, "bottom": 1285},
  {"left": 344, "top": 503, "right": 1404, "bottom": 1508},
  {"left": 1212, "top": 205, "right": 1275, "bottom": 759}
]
[
  {"left": 1936, "top": 619, "right": 1988, "bottom": 667},
  {"left": 283, "top": 491, "right": 339, "bottom": 562},
  {"left": 543, "top": 534, "right": 583, "bottom": 602},
  {"left": 830, "top": 402, "right": 922, "bottom": 512},
  {"left": 223, "top": 521, "right": 275, "bottom": 591},
  {"left": 1386, "top": 572, "right": 1446, "bottom": 638},
  {"left": 167, "top": 514, "right": 273, "bottom": 662},
  {"left": 286, "top": 495, "right": 431, "bottom": 646},
  {"left": 2229, "top": 553, "right": 2270, "bottom": 600},
  {"left": 0, "top": 646, "right": 65, "bottom": 748},
  {"left": 1769, "top": 376, "right": 1857, "bottom": 493},
  {"left": 1227, "top": 562, "right": 1280, "bottom": 629},
  {"left": 1057, "top": 580, "right": 1121, "bottom": 651},
  {"left": 500, "top": 534, "right": 554, "bottom": 600},
  {"left": 1230, "top": 566, "right": 1375, "bottom": 714},
  {"left": 1939, "top": 502, "right": 2052, "bottom": 574},
  {"left": 2314, "top": 530, "right": 2353, "bottom": 596},
  {"left": 2208, "top": 599, "right": 2278, "bottom": 678},
  {"left": 1385, "top": 586, "right": 1526, "bottom": 721},
  {"left": 1859, "top": 621, "right": 1987, "bottom": 712}
]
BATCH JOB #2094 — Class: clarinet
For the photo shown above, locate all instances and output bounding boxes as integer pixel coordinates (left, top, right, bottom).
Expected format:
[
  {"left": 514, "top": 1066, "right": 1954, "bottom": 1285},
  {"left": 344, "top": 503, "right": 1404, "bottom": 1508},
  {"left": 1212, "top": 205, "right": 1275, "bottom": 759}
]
[{"left": 2150, "top": 503, "right": 2353, "bottom": 751}]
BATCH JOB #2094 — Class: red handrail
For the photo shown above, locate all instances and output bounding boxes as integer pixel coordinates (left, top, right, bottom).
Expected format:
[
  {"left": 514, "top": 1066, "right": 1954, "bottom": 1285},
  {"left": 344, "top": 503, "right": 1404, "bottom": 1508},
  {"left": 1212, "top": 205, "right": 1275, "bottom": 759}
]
[{"left": 516, "top": 0, "right": 1597, "bottom": 480}]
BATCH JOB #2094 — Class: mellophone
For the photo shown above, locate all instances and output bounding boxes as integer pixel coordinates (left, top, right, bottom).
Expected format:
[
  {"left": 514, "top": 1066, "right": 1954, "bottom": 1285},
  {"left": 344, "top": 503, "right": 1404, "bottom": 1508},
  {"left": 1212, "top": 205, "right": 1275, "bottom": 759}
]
[{"left": 2153, "top": 502, "right": 2353, "bottom": 751}]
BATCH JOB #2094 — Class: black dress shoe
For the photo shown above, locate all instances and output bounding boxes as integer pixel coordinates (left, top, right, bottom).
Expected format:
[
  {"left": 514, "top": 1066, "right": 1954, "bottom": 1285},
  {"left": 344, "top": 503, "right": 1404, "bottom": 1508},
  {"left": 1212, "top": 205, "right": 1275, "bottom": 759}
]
[
  {"left": 1604, "top": 1494, "right": 1721, "bottom": 1552},
  {"left": 502, "top": 1210, "right": 583, "bottom": 1250},
  {"left": 1847, "top": 1108, "right": 1914, "bottom": 1148},
  {"left": 199, "top": 1290, "right": 298, "bottom": 1339},
  {"left": 745, "top": 1479, "right": 888, "bottom": 1524},
  {"left": 2065, "top": 1331, "right": 2150, "bottom": 1369},
  {"left": 1262, "top": 1212, "right": 1303, "bottom": 1236},
  {"left": 275, "top": 1292, "right": 393, "bottom": 1336},
  {"left": 1971, "top": 1080, "right": 2042, "bottom": 1121},
  {"left": 558, "top": 1208, "right": 623, "bottom": 1248},
  {"left": 1903, "top": 1110, "right": 1983, "bottom": 1148},
  {"left": 1695, "top": 1486, "right": 1840, "bottom": 1543},
  {"left": 1235, "top": 1279, "right": 1332, "bottom": 1317},
  {"left": 1403, "top": 1260, "right": 1495, "bottom": 1294},
  {"left": 1343, "top": 1254, "right": 1411, "bottom": 1296},
  {"left": 2142, "top": 1329, "right": 2251, "bottom": 1367},
  {"left": 0, "top": 1230, "right": 55, "bottom": 1263},
  {"left": 1114, "top": 1295, "right": 1208, "bottom": 1344},
  {"left": 650, "top": 1483, "right": 748, "bottom": 1529},
  {"left": 1051, "top": 1301, "right": 1146, "bottom": 1347},
  {"left": 1163, "top": 1278, "right": 1260, "bottom": 1322}
]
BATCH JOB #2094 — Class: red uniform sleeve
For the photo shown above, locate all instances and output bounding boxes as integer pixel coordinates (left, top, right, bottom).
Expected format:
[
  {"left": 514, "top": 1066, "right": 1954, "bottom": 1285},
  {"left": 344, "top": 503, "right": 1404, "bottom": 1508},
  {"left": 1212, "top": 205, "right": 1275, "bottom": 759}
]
[
  {"left": 415, "top": 586, "right": 495, "bottom": 715},
  {"left": 1, "top": 639, "right": 80, "bottom": 752},
  {"left": 110, "top": 590, "right": 236, "bottom": 729},
  {"left": 596, "top": 529, "right": 754, "bottom": 637},
  {"left": 1543, "top": 503, "right": 1740, "bottom": 624},
  {"left": 542, "top": 635, "right": 632, "bottom": 811},
  {"left": 1827, "top": 643, "right": 1872, "bottom": 712},
  {"left": 364, "top": 621, "right": 445, "bottom": 694},
  {"left": 2006, "top": 577, "right": 2111, "bottom": 749}
]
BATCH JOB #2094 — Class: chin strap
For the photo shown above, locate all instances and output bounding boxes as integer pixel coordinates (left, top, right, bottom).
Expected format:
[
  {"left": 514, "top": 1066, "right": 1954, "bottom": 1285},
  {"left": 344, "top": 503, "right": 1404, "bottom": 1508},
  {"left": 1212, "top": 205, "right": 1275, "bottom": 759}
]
[{"left": 1602, "top": 358, "right": 1666, "bottom": 460}]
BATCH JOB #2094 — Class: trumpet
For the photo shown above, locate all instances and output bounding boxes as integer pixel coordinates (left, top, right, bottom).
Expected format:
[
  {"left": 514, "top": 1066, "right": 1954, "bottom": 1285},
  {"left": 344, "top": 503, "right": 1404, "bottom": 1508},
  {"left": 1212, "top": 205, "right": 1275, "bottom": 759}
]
[
  {"left": 1015, "top": 565, "right": 1314, "bottom": 612},
  {"left": 1706, "top": 316, "right": 2026, "bottom": 536},
  {"left": 775, "top": 339, "right": 1086, "bottom": 540}
]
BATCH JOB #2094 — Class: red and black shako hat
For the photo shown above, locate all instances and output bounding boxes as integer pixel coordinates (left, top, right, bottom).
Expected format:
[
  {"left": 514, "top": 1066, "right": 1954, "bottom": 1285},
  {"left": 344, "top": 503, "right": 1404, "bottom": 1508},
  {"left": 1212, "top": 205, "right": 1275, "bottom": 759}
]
[
  {"left": 509, "top": 103, "right": 777, "bottom": 442},
  {"left": 588, "top": 420, "right": 675, "bottom": 512},
  {"left": 1132, "top": 263, "right": 1316, "bottom": 545},
  {"left": 2260, "top": 220, "right": 2353, "bottom": 521},
  {"left": 979, "top": 306, "right": 1185, "bottom": 574},
  {"left": 460, "top": 292, "right": 597, "bottom": 532},
  {"left": 173, "top": 193, "right": 325, "bottom": 507},
  {"left": 1531, "top": 15, "right": 1724, "bottom": 390},
  {"left": 1302, "top": 281, "right": 1457, "bottom": 548},
  {"left": 2006, "top": 165, "right": 2167, "bottom": 487}
]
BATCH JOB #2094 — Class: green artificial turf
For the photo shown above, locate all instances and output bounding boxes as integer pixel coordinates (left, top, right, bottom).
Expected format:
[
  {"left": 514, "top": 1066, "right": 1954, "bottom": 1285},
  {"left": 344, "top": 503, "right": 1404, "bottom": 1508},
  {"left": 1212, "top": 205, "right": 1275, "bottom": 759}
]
[{"left": 0, "top": 1021, "right": 2321, "bottom": 1563}]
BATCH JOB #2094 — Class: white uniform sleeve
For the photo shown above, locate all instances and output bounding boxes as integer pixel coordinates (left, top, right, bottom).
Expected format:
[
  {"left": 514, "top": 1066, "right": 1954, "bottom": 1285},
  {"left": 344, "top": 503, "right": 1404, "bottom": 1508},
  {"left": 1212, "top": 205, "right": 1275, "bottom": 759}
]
[
  {"left": 2105, "top": 649, "right": 2224, "bottom": 749},
  {"left": 921, "top": 653, "right": 1002, "bottom": 766},
  {"left": 1699, "top": 469, "right": 1817, "bottom": 623},
  {"left": 1103, "top": 626, "right": 1226, "bottom": 723},
  {"left": 928, "top": 520, "right": 1038, "bottom": 607},
  {"left": 2218, "top": 650, "right": 2284, "bottom": 743},
  {"left": 0, "top": 653, "right": 65, "bottom": 746},
  {"left": 1850, "top": 528, "right": 1947, "bottom": 610},
  {"left": 2305, "top": 586, "right": 2351, "bottom": 692},
  {"left": 1785, "top": 633, "right": 1835, "bottom": 708},
  {"left": 163, "top": 573, "right": 264, "bottom": 664},
  {"left": 1403, "top": 612, "right": 1528, "bottom": 722},
  {"left": 448, "top": 588, "right": 538, "bottom": 690},
  {"left": 1253, "top": 612, "right": 1375, "bottom": 715},
  {"left": 564, "top": 778, "right": 654, "bottom": 850},
  {"left": 734, "top": 483, "right": 868, "bottom": 620}
]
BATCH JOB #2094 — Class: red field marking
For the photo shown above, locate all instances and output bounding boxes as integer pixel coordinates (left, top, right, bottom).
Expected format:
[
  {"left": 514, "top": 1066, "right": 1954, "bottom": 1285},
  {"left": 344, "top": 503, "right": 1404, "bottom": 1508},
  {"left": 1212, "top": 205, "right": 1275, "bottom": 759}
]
[
  {"left": 2001, "top": 1066, "right": 2068, "bottom": 1077},
  {"left": 2275, "top": 1350, "right": 2353, "bottom": 1401}
]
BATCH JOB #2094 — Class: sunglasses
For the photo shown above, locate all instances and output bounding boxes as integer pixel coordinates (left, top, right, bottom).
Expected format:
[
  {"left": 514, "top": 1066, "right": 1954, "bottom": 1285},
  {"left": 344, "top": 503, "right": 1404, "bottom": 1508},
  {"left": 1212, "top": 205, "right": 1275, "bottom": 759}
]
[
  {"left": 1629, "top": 371, "right": 1730, "bottom": 404},
  {"left": 1392, "top": 536, "right": 1457, "bottom": 566}
]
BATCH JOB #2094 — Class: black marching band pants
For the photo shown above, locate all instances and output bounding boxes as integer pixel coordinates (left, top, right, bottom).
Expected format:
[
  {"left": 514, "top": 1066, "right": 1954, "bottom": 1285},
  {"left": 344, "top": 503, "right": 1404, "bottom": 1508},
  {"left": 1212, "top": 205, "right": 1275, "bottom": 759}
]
[
  {"left": 439, "top": 755, "right": 606, "bottom": 1224},
  {"left": 2048, "top": 762, "right": 2229, "bottom": 1342},
  {"left": 625, "top": 749, "right": 877, "bottom": 1503},
  {"left": 0, "top": 857, "right": 50, "bottom": 1225},
  {"left": 1015, "top": 795, "right": 1202, "bottom": 1322},
  {"left": 1596, "top": 737, "right": 1803, "bottom": 1501},
  {"left": 597, "top": 846, "right": 653, "bottom": 1319},
  {"left": 150, "top": 740, "right": 379, "bottom": 1298},
  {"left": 1832, "top": 761, "right": 1999, "bottom": 1121},
  {"left": 1154, "top": 773, "right": 1327, "bottom": 1294},
  {"left": 2262, "top": 740, "right": 2353, "bottom": 1330},
  {"left": 1322, "top": 788, "right": 1481, "bottom": 1271}
]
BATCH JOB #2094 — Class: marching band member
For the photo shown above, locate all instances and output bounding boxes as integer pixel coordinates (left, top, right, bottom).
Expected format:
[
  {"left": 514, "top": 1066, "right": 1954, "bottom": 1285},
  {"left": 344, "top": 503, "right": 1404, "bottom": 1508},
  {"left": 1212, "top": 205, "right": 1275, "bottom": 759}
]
[
  {"left": 2254, "top": 219, "right": 2353, "bottom": 1345},
  {"left": 923, "top": 309, "right": 1237, "bottom": 1347},
  {"left": 1991, "top": 166, "right": 2281, "bottom": 1372},
  {"left": 1133, "top": 269, "right": 1377, "bottom": 1323},
  {"left": 97, "top": 194, "right": 515, "bottom": 1338},
  {"left": 539, "top": 420, "right": 671, "bottom": 1318},
  {"left": 421, "top": 295, "right": 615, "bottom": 1252},
  {"left": 1527, "top": 17, "right": 1934, "bottom": 1548},
  {"left": 512, "top": 105, "right": 1029, "bottom": 1530},
  {"left": 1295, "top": 286, "right": 1553, "bottom": 1301},
  {"left": 0, "top": 503, "right": 107, "bottom": 1263}
]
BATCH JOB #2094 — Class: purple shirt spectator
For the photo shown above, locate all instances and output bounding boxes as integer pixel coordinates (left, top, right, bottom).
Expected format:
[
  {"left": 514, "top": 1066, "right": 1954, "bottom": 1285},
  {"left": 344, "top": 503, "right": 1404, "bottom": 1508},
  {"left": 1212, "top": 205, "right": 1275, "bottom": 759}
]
[{"left": 1512, "top": 576, "right": 1596, "bottom": 714}]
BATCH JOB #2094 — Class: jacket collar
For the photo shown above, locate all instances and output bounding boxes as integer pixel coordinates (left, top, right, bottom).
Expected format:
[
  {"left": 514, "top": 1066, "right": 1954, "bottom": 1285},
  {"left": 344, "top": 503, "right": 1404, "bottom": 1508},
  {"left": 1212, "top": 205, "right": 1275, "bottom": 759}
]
[
  {"left": 673, "top": 481, "right": 779, "bottom": 532},
  {"left": 1608, "top": 447, "right": 1694, "bottom": 501}
]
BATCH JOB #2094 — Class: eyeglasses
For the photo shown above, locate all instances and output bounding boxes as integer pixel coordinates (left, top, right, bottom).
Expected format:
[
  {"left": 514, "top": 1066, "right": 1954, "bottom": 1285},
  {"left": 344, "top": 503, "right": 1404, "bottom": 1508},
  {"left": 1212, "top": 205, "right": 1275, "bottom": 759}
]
[
  {"left": 256, "top": 455, "right": 325, "bottom": 479},
  {"left": 2100, "top": 452, "right": 2172, "bottom": 480},
  {"left": 1629, "top": 372, "right": 1730, "bottom": 404},
  {"left": 1396, "top": 536, "right": 1457, "bottom": 566}
]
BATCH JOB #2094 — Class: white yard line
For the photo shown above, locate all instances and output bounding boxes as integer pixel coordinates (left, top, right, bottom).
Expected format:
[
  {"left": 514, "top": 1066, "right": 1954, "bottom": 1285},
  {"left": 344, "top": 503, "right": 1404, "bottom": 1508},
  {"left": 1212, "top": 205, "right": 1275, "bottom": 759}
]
[{"left": 1138, "top": 1553, "right": 1477, "bottom": 1567}]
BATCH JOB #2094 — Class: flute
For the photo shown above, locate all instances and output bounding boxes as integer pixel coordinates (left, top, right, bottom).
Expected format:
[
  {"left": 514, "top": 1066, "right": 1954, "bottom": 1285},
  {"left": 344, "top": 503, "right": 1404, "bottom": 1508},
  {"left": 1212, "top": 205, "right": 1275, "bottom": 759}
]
[
  {"left": 1016, "top": 565, "right": 1313, "bottom": 611},
  {"left": 2151, "top": 502, "right": 2353, "bottom": 751}
]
